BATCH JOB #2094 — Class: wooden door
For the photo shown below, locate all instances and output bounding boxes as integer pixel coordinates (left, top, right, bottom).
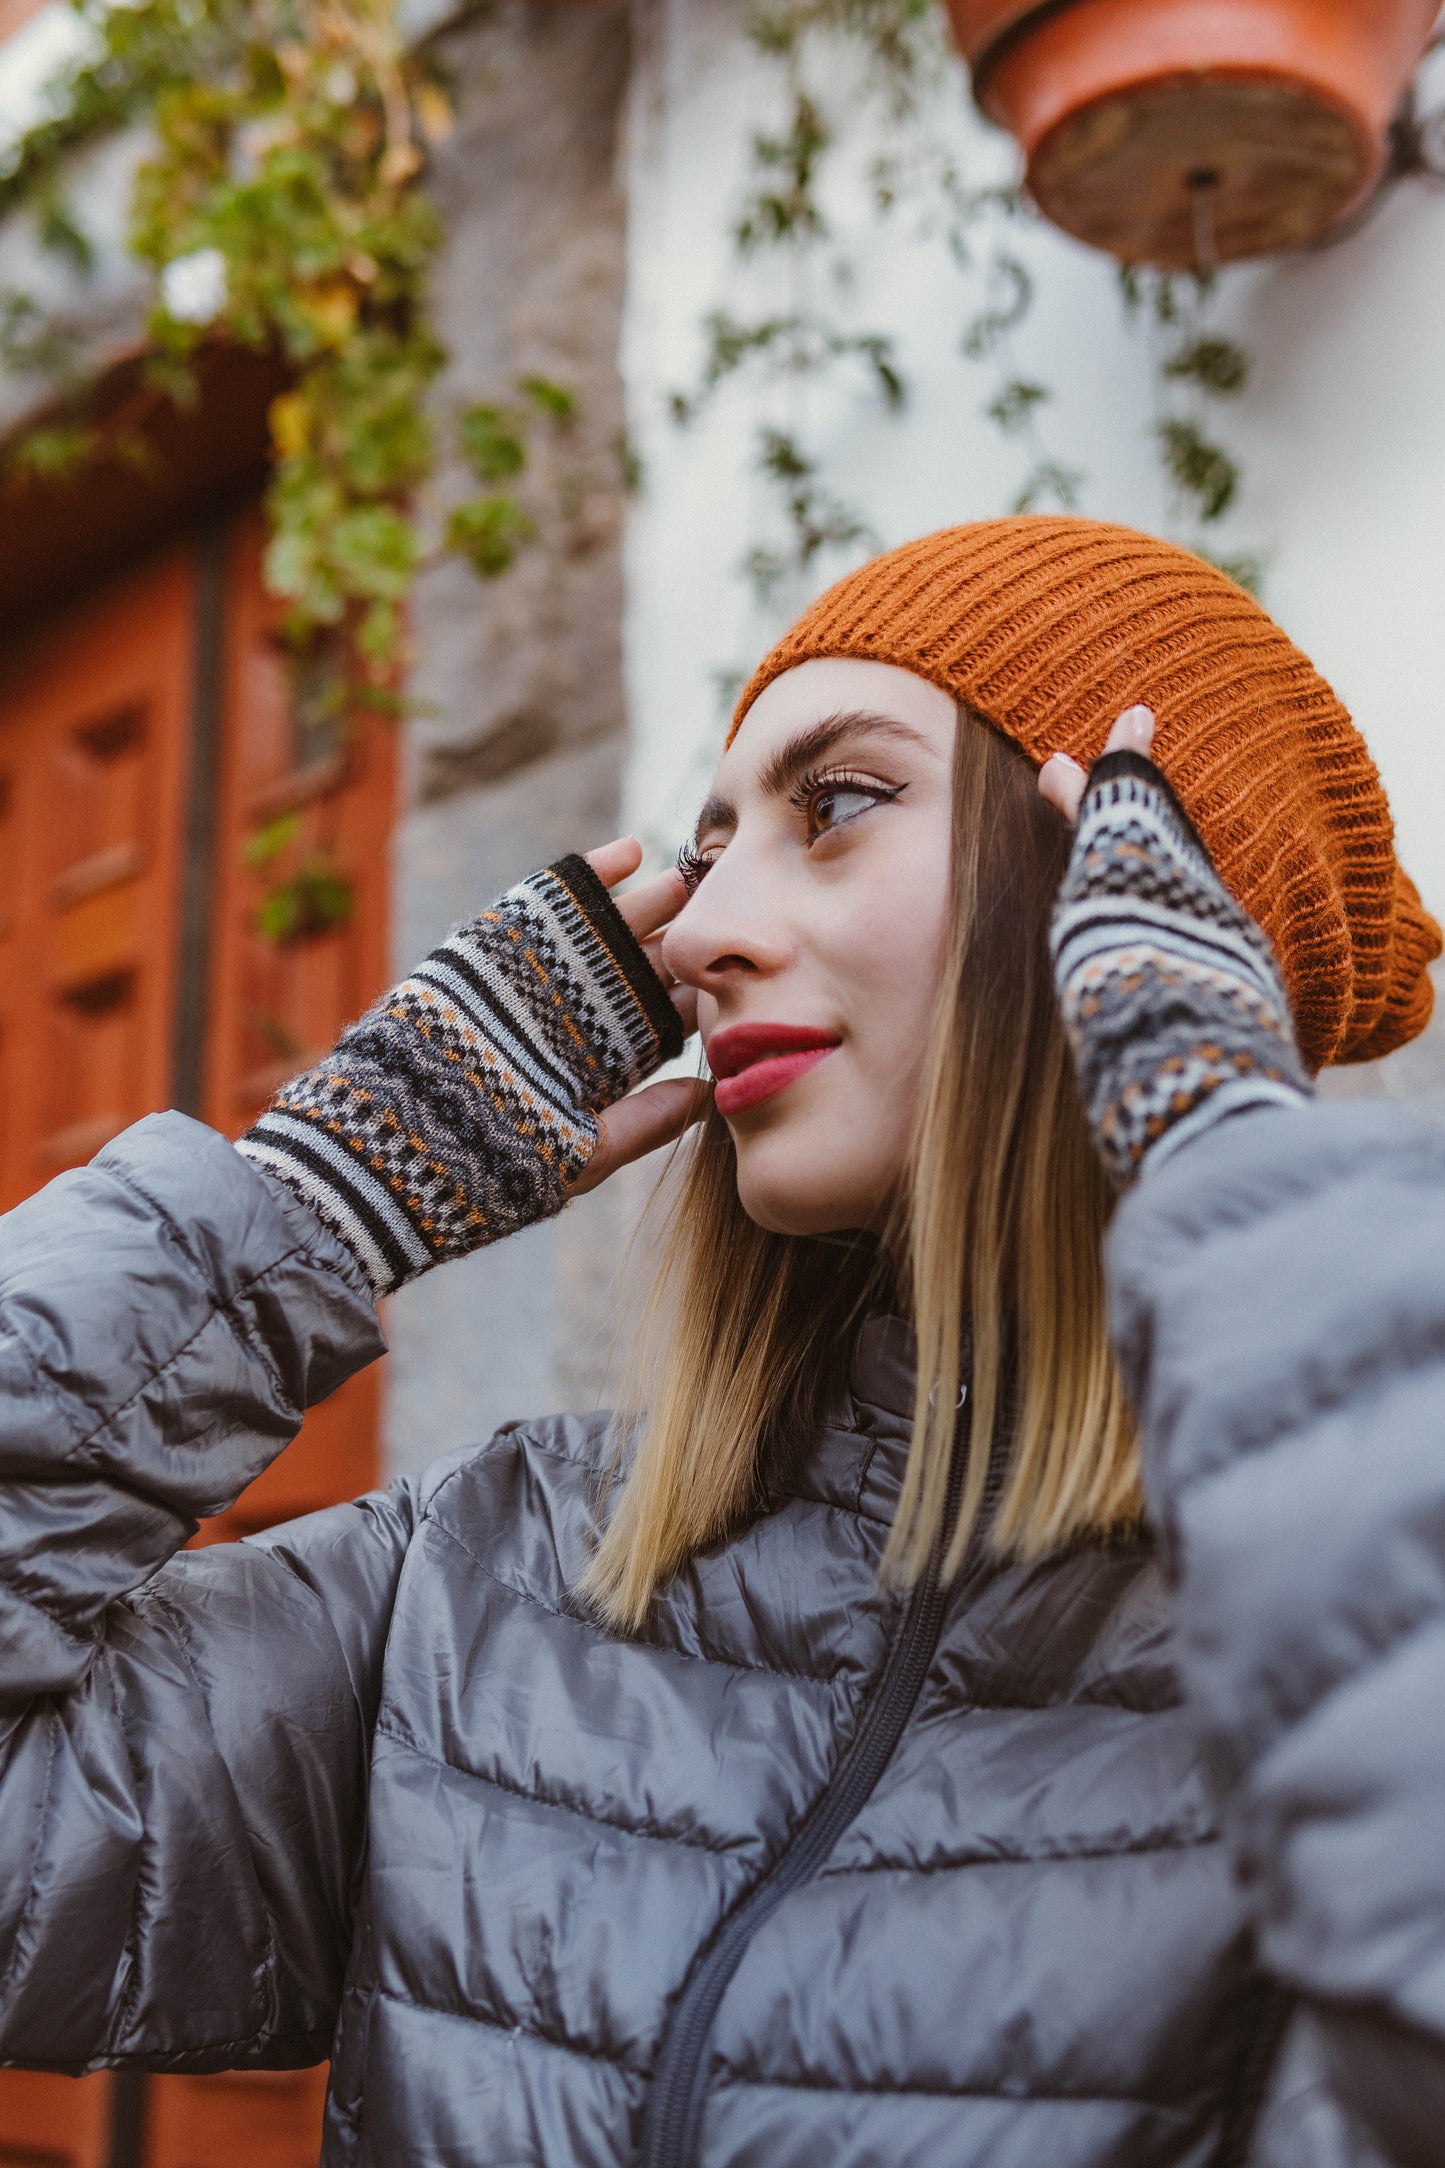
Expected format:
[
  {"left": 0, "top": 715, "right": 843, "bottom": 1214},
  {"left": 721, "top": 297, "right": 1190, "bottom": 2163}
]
[
  {"left": 0, "top": 553, "right": 192, "bottom": 1206},
  {"left": 194, "top": 509, "right": 391, "bottom": 1543},
  {"left": 144, "top": 2072, "right": 331, "bottom": 2168},
  {"left": 0, "top": 2072, "right": 112, "bottom": 2168},
  {"left": 0, "top": 511, "right": 394, "bottom": 2168}
]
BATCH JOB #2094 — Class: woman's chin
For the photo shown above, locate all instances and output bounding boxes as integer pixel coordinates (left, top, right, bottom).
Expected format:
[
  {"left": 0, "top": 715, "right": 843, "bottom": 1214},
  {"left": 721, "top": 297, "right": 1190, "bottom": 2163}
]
[{"left": 732, "top": 1153, "right": 889, "bottom": 1240}]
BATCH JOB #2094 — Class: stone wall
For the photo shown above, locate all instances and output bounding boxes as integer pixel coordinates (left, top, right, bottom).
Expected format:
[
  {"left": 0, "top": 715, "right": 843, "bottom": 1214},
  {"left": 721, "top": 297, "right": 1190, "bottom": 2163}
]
[{"left": 384, "top": 0, "right": 646, "bottom": 1476}]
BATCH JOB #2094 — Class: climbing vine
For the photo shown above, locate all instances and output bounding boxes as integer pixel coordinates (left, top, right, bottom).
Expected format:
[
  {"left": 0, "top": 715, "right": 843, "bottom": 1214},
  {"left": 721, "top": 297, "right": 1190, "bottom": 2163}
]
[
  {"left": 675, "top": 0, "right": 1258, "bottom": 638},
  {"left": 1119, "top": 265, "right": 1261, "bottom": 592},
  {"left": 0, "top": 0, "right": 1264, "bottom": 825},
  {"left": 0, "top": 0, "right": 566, "bottom": 705}
]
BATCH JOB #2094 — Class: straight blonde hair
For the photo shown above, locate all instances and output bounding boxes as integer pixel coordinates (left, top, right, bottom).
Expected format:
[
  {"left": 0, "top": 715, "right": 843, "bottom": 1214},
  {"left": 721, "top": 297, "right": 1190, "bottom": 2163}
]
[{"left": 580, "top": 709, "right": 1141, "bottom": 1632}]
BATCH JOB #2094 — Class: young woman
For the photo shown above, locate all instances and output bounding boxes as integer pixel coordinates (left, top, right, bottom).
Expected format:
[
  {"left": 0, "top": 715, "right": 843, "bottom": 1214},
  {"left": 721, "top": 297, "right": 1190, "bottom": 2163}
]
[{"left": 1, "top": 516, "right": 1443, "bottom": 2168}]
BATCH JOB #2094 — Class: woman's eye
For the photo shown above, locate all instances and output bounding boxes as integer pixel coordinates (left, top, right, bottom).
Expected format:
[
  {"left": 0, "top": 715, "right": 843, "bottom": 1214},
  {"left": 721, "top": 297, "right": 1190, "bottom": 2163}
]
[
  {"left": 676, "top": 842, "right": 716, "bottom": 893},
  {"left": 802, "top": 776, "right": 902, "bottom": 841},
  {"left": 811, "top": 785, "right": 878, "bottom": 835}
]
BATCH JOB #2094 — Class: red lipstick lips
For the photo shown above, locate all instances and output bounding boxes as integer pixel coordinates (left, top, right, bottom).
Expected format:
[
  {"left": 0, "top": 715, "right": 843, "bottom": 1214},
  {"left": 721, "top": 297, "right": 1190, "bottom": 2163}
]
[{"left": 707, "top": 1021, "right": 841, "bottom": 1118}]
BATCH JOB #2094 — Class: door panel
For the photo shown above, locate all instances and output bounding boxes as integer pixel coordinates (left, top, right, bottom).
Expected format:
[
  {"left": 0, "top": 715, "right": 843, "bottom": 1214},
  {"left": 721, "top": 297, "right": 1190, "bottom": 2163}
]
[
  {"left": 146, "top": 2070, "right": 329, "bottom": 2168},
  {"left": 0, "top": 555, "right": 191, "bottom": 1209},
  {"left": 0, "top": 2072, "right": 112, "bottom": 2168},
  {"left": 0, "top": 514, "right": 395, "bottom": 2167},
  {"left": 196, "top": 512, "right": 390, "bottom": 1540}
]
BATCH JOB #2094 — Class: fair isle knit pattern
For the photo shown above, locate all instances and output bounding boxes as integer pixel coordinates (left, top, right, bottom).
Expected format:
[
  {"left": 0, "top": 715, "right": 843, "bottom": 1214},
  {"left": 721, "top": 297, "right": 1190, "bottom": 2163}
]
[
  {"left": 1051, "top": 751, "right": 1313, "bottom": 1187},
  {"left": 238, "top": 855, "right": 683, "bottom": 1296}
]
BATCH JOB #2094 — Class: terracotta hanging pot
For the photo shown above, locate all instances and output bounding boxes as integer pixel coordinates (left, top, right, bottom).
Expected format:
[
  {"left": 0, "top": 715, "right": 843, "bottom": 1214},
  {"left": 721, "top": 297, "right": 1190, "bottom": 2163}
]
[{"left": 945, "top": 0, "right": 1442, "bottom": 266}]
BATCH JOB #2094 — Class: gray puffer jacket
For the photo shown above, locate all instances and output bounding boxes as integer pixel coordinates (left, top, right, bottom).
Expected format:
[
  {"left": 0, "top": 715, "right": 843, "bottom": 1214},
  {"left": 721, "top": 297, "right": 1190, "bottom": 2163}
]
[{"left": 1, "top": 1102, "right": 1443, "bottom": 2166}]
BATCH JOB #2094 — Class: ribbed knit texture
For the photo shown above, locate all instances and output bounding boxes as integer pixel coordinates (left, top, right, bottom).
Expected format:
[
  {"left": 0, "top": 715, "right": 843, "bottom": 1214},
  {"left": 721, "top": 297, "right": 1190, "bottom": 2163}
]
[
  {"left": 238, "top": 855, "right": 683, "bottom": 1296},
  {"left": 1051, "top": 750, "right": 1312, "bottom": 1185},
  {"left": 733, "top": 517, "right": 1440, "bottom": 1069}
]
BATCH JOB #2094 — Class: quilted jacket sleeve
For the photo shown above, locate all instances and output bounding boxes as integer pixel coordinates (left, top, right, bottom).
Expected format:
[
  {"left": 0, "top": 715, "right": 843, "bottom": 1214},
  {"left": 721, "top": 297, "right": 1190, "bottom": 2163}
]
[
  {"left": 0, "top": 1110, "right": 406, "bottom": 2074},
  {"left": 1106, "top": 1098, "right": 1445, "bottom": 2167}
]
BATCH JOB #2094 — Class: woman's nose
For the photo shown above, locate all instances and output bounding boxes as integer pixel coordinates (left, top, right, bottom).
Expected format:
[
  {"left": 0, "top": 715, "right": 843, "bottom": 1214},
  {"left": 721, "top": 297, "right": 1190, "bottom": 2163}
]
[{"left": 660, "top": 863, "right": 792, "bottom": 991}]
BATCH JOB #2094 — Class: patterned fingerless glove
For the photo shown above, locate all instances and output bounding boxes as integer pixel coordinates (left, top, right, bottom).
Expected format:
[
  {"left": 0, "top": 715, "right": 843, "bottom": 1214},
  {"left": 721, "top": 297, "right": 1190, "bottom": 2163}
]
[
  {"left": 237, "top": 854, "right": 684, "bottom": 1295},
  {"left": 1050, "top": 750, "right": 1312, "bottom": 1187}
]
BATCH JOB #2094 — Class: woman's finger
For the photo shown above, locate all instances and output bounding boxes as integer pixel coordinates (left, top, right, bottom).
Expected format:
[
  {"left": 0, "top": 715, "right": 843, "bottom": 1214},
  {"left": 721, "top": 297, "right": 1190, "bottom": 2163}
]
[
  {"left": 641, "top": 931, "right": 698, "bottom": 1035},
  {"left": 570, "top": 1078, "right": 710, "bottom": 1197},
  {"left": 1038, "top": 705, "right": 1158, "bottom": 827},
  {"left": 584, "top": 836, "right": 644, "bottom": 890},
  {"left": 581, "top": 838, "right": 689, "bottom": 943},
  {"left": 613, "top": 864, "right": 689, "bottom": 942},
  {"left": 1038, "top": 753, "right": 1087, "bottom": 825},
  {"left": 1103, "top": 704, "right": 1157, "bottom": 756}
]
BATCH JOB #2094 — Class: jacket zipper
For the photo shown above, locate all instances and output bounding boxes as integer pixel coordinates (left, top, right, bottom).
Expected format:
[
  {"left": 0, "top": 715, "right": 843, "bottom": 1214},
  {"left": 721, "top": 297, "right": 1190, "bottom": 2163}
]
[
  {"left": 637, "top": 1396, "right": 972, "bottom": 2168},
  {"left": 1211, "top": 1976, "right": 1293, "bottom": 2168}
]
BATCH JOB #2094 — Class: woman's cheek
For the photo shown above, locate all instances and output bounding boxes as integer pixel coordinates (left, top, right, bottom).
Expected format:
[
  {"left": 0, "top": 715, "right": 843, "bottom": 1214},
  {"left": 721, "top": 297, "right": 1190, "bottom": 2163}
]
[{"left": 846, "top": 858, "right": 951, "bottom": 1044}]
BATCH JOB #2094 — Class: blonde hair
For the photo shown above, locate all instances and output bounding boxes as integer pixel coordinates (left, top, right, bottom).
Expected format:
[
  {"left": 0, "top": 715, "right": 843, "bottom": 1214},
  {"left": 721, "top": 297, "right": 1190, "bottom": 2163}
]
[{"left": 580, "top": 709, "right": 1141, "bottom": 1631}]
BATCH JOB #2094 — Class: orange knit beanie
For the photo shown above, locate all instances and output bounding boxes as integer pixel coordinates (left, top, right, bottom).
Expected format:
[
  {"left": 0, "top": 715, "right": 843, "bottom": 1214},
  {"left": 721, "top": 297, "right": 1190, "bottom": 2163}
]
[{"left": 732, "top": 516, "right": 1439, "bottom": 1070}]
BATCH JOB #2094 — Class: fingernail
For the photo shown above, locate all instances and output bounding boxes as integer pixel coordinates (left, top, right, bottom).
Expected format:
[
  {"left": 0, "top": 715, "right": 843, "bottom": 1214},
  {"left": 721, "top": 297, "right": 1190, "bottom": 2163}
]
[
  {"left": 1046, "top": 752, "right": 1086, "bottom": 773},
  {"left": 1119, "top": 705, "right": 1156, "bottom": 735}
]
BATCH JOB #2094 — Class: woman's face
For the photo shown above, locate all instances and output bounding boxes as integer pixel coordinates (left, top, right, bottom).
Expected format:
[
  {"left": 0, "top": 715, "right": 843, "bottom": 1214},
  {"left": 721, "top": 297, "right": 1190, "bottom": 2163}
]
[{"left": 660, "top": 658, "right": 956, "bottom": 1236}]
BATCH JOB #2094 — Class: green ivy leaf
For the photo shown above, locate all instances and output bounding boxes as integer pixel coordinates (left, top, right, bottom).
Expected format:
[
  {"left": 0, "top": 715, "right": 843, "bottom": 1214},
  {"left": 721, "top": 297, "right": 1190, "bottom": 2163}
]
[
  {"left": 447, "top": 494, "right": 537, "bottom": 578},
  {"left": 458, "top": 402, "right": 527, "bottom": 482},
  {"left": 518, "top": 374, "right": 575, "bottom": 423},
  {"left": 1163, "top": 337, "right": 1247, "bottom": 396},
  {"left": 1157, "top": 418, "right": 1238, "bottom": 522},
  {"left": 244, "top": 812, "right": 301, "bottom": 868},
  {"left": 758, "top": 426, "right": 811, "bottom": 484},
  {"left": 256, "top": 862, "right": 355, "bottom": 945},
  {"left": 987, "top": 379, "right": 1048, "bottom": 434},
  {"left": 328, "top": 503, "right": 420, "bottom": 599},
  {"left": 5, "top": 421, "right": 101, "bottom": 478}
]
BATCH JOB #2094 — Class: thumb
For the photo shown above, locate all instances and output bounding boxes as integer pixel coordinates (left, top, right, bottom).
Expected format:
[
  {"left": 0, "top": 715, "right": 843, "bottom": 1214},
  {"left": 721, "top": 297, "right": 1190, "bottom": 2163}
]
[{"left": 570, "top": 1078, "right": 710, "bottom": 1197}]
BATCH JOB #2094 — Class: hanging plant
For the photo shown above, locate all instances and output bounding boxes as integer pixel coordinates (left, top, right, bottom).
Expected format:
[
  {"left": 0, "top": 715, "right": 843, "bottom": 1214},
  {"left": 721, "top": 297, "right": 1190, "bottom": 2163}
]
[
  {"left": 679, "top": 0, "right": 1262, "bottom": 663},
  {"left": 0, "top": 0, "right": 566, "bottom": 707},
  {"left": 446, "top": 375, "right": 577, "bottom": 576},
  {"left": 673, "top": 0, "right": 1084, "bottom": 626},
  {"left": 245, "top": 812, "right": 355, "bottom": 946},
  {"left": 1118, "top": 266, "right": 1260, "bottom": 591}
]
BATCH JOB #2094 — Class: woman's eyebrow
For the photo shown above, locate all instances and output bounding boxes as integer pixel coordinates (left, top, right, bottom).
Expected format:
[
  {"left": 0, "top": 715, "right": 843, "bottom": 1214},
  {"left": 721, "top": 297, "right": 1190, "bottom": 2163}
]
[
  {"left": 758, "top": 711, "right": 931, "bottom": 798},
  {"left": 693, "top": 789, "right": 736, "bottom": 841},
  {"left": 691, "top": 711, "right": 931, "bottom": 844}
]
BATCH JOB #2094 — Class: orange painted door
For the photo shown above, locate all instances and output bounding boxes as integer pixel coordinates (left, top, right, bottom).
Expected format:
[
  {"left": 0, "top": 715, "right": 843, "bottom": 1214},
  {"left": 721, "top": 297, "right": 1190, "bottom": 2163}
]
[
  {"left": 0, "top": 512, "right": 394, "bottom": 2168},
  {"left": 0, "top": 2071, "right": 113, "bottom": 2168},
  {"left": 145, "top": 2071, "right": 332, "bottom": 2168},
  {"left": 0, "top": 552, "right": 192, "bottom": 1205},
  {"left": 195, "top": 509, "right": 392, "bottom": 1543}
]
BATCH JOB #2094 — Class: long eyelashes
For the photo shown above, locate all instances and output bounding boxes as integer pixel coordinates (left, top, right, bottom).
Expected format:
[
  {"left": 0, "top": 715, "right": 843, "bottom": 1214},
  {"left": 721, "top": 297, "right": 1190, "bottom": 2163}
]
[
  {"left": 789, "top": 766, "right": 905, "bottom": 838},
  {"left": 678, "top": 767, "right": 904, "bottom": 892},
  {"left": 676, "top": 840, "right": 712, "bottom": 895}
]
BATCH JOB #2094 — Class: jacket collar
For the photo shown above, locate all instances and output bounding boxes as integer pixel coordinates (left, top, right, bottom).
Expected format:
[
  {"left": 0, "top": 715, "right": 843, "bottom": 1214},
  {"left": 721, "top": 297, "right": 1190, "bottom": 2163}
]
[
  {"left": 847, "top": 1312, "right": 919, "bottom": 1428},
  {"left": 775, "top": 1314, "right": 953, "bottom": 1528},
  {"left": 844, "top": 1314, "right": 919, "bottom": 1526}
]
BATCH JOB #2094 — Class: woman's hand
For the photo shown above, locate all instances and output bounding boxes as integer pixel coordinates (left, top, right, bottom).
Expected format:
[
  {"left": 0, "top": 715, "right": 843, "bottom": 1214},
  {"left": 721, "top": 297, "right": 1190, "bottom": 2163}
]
[
  {"left": 239, "top": 837, "right": 706, "bottom": 1291},
  {"left": 1038, "top": 704, "right": 1157, "bottom": 824},
  {"left": 1041, "top": 706, "right": 1311, "bottom": 1186},
  {"left": 569, "top": 838, "right": 709, "bottom": 1197}
]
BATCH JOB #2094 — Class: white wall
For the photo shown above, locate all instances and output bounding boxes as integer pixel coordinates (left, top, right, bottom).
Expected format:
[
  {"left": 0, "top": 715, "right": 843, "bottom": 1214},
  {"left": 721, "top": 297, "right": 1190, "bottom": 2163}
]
[{"left": 621, "top": 0, "right": 1445, "bottom": 927}]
